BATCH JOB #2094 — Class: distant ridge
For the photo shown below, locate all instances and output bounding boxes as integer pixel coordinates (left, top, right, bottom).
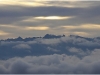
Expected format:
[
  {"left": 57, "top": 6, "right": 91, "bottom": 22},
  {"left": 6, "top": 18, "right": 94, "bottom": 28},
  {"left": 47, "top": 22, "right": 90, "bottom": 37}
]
[
  {"left": 1, "top": 34, "right": 100, "bottom": 42},
  {"left": 0, "top": 34, "right": 65, "bottom": 42},
  {"left": 43, "top": 34, "right": 65, "bottom": 39},
  {"left": 0, "top": 34, "right": 100, "bottom": 60}
]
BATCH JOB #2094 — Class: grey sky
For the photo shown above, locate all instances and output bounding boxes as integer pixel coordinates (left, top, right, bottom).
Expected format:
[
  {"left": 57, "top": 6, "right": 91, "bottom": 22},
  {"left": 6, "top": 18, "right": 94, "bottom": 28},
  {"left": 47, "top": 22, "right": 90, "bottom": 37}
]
[{"left": 0, "top": 1, "right": 100, "bottom": 39}]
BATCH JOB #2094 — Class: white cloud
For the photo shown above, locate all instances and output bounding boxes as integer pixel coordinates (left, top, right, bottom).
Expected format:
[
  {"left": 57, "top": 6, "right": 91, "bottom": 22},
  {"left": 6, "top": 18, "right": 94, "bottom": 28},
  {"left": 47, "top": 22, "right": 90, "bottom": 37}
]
[
  {"left": 68, "top": 47, "right": 81, "bottom": 53},
  {"left": 47, "top": 47, "right": 59, "bottom": 52},
  {"left": 34, "top": 38, "right": 61, "bottom": 45},
  {"left": 1, "top": 35, "right": 100, "bottom": 48},
  {"left": 0, "top": 49, "right": 100, "bottom": 74},
  {"left": 12, "top": 44, "right": 31, "bottom": 49},
  {"left": 34, "top": 16, "right": 73, "bottom": 20},
  {"left": 68, "top": 47, "right": 90, "bottom": 56},
  {"left": 25, "top": 26, "right": 49, "bottom": 30}
]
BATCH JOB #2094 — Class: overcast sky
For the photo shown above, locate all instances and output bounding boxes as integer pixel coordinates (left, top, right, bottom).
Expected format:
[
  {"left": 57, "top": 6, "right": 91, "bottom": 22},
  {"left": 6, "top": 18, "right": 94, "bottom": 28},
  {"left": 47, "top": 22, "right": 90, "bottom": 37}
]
[{"left": 0, "top": 0, "right": 100, "bottom": 39}]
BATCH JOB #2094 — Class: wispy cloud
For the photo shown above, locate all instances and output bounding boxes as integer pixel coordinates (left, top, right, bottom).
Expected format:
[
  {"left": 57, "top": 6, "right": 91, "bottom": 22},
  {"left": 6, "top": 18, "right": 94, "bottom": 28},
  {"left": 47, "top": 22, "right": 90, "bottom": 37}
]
[
  {"left": 0, "top": 30, "right": 10, "bottom": 36},
  {"left": 34, "top": 16, "right": 73, "bottom": 20},
  {"left": 25, "top": 26, "right": 50, "bottom": 30}
]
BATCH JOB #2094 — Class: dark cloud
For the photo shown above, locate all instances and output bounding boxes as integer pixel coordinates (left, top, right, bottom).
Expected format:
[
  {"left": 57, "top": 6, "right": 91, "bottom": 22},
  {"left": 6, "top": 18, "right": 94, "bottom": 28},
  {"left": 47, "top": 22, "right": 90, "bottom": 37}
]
[
  {"left": 0, "top": 5, "right": 81, "bottom": 17},
  {"left": 0, "top": 2, "right": 100, "bottom": 25},
  {"left": 0, "top": 5, "right": 81, "bottom": 24}
]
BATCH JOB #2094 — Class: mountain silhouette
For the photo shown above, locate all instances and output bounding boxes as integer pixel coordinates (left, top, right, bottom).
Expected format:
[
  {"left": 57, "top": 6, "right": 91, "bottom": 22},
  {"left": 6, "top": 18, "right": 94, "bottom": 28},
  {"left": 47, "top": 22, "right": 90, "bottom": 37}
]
[
  {"left": 0, "top": 34, "right": 100, "bottom": 42},
  {"left": 0, "top": 34, "right": 100, "bottom": 59},
  {"left": 43, "top": 34, "right": 65, "bottom": 39},
  {"left": 0, "top": 34, "right": 65, "bottom": 42}
]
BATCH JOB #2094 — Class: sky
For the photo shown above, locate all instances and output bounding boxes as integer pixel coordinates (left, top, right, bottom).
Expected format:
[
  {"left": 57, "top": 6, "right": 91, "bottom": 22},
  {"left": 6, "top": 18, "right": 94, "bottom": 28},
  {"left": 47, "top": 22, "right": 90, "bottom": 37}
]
[{"left": 0, "top": 0, "right": 100, "bottom": 39}]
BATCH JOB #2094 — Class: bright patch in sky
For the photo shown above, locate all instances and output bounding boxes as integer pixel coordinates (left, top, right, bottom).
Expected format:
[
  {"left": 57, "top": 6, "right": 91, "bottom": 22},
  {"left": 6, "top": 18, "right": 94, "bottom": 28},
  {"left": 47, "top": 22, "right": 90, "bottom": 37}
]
[
  {"left": 0, "top": 31, "right": 9, "bottom": 35},
  {"left": 0, "top": 0, "right": 45, "bottom": 6},
  {"left": 34, "top": 16, "right": 72, "bottom": 20},
  {"left": 0, "top": 25, "right": 18, "bottom": 28},
  {"left": 25, "top": 26, "right": 49, "bottom": 30},
  {"left": 22, "top": 16, "right": 73, "bottom": 22},
  {"left": 62, "top": 24, "right": 100, "bottom": 30}
]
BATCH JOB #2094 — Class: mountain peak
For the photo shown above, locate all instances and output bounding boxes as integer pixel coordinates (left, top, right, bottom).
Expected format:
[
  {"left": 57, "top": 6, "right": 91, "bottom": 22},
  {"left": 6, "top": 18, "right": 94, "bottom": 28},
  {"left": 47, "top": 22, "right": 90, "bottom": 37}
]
[{"left": 43, "top": 34, "right": 65, "bottom": 39}]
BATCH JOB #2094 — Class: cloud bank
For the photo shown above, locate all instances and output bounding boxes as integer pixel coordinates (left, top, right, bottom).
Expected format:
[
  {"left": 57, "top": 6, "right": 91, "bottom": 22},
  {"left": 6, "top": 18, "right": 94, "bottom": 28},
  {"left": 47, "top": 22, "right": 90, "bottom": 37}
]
[
  {"left": 0, "top": 35, "right": 100, "bottom": 59},
  {"left": 0, "top": 35, "right": 100, "bottom": 73},
  {"left": 0, "top": 49, "right": 100, "bottom": 74}
]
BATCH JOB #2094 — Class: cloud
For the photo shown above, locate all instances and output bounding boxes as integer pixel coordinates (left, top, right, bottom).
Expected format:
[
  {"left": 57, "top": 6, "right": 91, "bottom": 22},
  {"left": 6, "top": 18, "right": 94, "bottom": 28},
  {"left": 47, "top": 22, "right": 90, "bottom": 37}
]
[
  {"left": 38, "top": 38, "right": 61, "bottom": 45},
  {"left": 0, "top": 30, "right": 10, "bottom": 36},
  {"left": 0, "top": 6, "right": 80, "bottom": 18},
  {"left": 0, "top": 0, "right": 46, "bottom": 7},
  {"left": 68, "top": 47, "right": 82, "bottom": 53},
  {"left": 0, "top": 65, "right": 8, "bottom": 74},
  {"left": 25, "top": 26, "right": 50, "bottom": 30},
  {"left": 12, "top": 44, "right": 31, "bottom": 49},
  {"left": 34, "top": 16, "right": 73, "bottom": 20},
  {"left": 62, "top": 24, "right": 100, "bottom": 30},
  {"left": 47, "top": 47, "right": 60, "bottom": 52},
  {"left": 0, "top": 49, "right": 100, "bottom": 74},
  {"left": 0, "top": 36, "right": 100, "bottom": 73},
  {"left": 68, "top": 47, "right": 90, "bottom": 56},
  {"left": 0, "top": 0, "right": 98, "bottom": 8},
  {"left": 1, "top": 36, "right": 100, "bottom": 59},
  {"left": 0, "top": 2, "right": 100, "bottom": 38}
]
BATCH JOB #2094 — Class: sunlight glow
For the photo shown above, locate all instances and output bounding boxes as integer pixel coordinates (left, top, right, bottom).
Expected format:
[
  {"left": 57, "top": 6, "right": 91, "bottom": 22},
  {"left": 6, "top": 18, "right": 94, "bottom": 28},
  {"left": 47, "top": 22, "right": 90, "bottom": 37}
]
[
  {"left": 0, "top": 25, "right": 18, "bottom": 28},
  {"left": 25, "top": 26, "right": 49, "bottom": 30},
  {"left": 73, "top": 32, "right": 89, "bottom": 36},
  {"left": 0, "top": 0, "right": 91, "bottom": 8},
  {"left": 61, "top": 24, "right": 100, "bottom": 36},
  {"left": 0, "top": 0, "right": 45, "bottom": 7},
  {"left": 0, "top": 30, "right": 9, "bottom": 36},
  {"left": 62, "top": 24, "right": 100, "bottom": 30},
  {"left": 34, "top": 16, "right": 72, "bottom": 20},
  {"left": 22, "top": 16, "right": 73, "bottom": 22}
]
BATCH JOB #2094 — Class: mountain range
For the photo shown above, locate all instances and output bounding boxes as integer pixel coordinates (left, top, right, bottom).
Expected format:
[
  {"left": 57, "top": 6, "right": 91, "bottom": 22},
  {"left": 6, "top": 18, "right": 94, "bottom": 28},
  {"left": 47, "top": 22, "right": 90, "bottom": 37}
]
[{"left": 0, "top": 34, "right": 100, "bottom": 60}]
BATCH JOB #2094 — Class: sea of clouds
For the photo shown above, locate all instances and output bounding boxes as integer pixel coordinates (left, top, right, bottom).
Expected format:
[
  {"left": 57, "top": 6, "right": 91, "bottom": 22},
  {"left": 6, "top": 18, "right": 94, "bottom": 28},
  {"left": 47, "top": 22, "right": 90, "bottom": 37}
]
[{"left": 0, "top": 36, "right": 100, "bottom": 74}]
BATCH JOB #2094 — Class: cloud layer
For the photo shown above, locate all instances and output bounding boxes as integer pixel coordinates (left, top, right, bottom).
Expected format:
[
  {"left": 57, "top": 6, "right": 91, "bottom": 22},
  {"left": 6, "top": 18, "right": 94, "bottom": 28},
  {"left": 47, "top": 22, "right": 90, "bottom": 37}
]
[
  {"left": 0, "top": 35, "right": 100, "bottom": 73},
  {"left": 0, "top": 49, "right": 100, "bottom": 74},
  {"left": 0, "top": 35, "right": 100, "bottom": 59},
  {"left": 0, "top": 1, "right": 100, "bottom": 38}
]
